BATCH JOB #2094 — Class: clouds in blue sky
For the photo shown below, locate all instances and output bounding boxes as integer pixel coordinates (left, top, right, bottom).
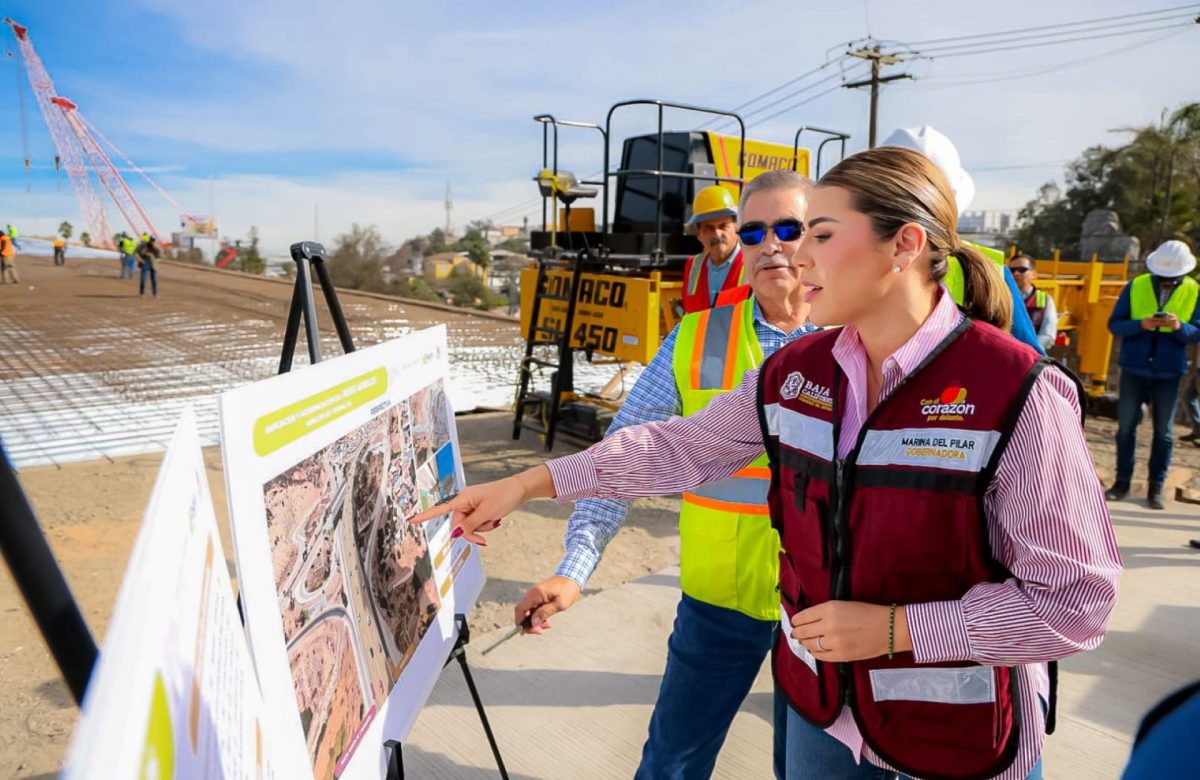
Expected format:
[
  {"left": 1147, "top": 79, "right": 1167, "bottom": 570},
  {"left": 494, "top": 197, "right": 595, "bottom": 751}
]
[{"left": 1, "top": 0, "right": 1196, "bottom": 251}]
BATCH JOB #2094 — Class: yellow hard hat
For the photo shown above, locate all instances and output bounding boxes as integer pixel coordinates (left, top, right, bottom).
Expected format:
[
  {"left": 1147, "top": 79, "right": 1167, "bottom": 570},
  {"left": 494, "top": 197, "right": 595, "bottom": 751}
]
[{"left": 687, "top": 185, "right": 738, "bottom": 225}]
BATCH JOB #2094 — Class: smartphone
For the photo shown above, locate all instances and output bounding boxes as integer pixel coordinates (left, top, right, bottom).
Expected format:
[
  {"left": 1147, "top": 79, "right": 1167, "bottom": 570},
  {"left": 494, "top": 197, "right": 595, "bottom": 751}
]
[{"left": 1154, "top": 311, "right": 1169, "bottom": 318}]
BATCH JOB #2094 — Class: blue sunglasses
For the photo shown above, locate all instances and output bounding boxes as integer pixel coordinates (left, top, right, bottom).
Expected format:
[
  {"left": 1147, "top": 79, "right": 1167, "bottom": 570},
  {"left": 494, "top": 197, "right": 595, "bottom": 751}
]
[{"left": 736, "top": 218, "right": 804, "bottom": 246}]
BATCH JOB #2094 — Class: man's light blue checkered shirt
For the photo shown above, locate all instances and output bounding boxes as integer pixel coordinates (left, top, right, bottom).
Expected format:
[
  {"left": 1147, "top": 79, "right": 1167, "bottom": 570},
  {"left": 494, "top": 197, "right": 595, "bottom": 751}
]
[{"left": 556, "top": 302, "right": 818, "bottom": 588}]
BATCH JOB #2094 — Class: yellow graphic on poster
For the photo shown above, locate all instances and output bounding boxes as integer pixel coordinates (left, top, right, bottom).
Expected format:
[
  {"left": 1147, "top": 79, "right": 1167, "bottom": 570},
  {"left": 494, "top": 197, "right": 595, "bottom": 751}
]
[{"left": 138, "top": 672, "right": 174, "bottom": 780}]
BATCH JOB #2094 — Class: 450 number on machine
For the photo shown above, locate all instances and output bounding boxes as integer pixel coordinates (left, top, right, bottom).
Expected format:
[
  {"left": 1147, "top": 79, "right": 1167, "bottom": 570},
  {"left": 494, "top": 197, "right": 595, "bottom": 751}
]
[{"left": 519, "top": 267, "right": 663, "bottom": 364}]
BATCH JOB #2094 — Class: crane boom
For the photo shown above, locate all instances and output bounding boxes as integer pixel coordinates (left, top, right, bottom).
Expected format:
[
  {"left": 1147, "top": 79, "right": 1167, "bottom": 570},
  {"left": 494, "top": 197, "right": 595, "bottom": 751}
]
[{"left": 5, "top": 17, "right": 164, "bottom": 246}]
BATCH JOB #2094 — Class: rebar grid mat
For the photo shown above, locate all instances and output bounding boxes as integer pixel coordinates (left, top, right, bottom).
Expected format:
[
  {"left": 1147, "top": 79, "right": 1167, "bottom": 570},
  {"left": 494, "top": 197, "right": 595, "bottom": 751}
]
[
  {"left": 0, "top": 257, "right": 508, "bottom": 467},
  {"left": 0, "top": 256, "right": 636, "bottom": 467}
]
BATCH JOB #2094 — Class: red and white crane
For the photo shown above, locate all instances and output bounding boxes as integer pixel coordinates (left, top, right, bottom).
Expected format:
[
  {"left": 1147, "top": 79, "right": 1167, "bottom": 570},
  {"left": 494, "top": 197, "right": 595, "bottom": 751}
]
[{"left": 6, "top": 17, "right": 196, "bottom": 248}]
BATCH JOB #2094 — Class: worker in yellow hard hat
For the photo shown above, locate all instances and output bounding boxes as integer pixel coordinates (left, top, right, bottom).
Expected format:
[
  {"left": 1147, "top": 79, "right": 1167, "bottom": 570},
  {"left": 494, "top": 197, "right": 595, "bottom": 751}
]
[{"left": 681, "top": 185, "right": 749, "bottom": 313}]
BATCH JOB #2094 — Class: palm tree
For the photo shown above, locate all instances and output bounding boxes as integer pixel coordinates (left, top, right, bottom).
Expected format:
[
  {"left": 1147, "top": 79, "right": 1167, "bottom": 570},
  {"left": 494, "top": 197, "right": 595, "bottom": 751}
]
[{"left": 58, "top": 221, "right": 73, "bottom": 240}]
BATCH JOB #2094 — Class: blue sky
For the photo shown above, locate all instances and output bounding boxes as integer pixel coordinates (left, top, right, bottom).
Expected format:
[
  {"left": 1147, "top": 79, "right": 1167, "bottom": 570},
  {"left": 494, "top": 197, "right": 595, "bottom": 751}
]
[{"left": 1, "top": 0, "right": 1197, "bottom": 252}]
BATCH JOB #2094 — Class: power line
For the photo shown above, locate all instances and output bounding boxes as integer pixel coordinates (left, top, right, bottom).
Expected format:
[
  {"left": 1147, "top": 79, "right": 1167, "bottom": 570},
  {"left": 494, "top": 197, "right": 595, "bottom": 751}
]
[
  {"left": 910, "top": 13, "right": 1198, "bottom": 56},
  {"left": 749, "top": 81, "right": 858, "bottom": 129},
  {"left": 698, "top": 55, "right": 849, "bottom": 132},
  {"left": 728, "top": 60, "right": 840, "bottom": 114},
  {"left": 710, "top": 62, "right": 861, "bottom": 133},
  {"left": 923, "top": 21, "right": 1195, "bottom": 60},
  {"left": 910, "top": 27, "right": 1189, "bottom": 88},
  {"left": 903, "top": 3, "right": 1199, "bottom": 47}
]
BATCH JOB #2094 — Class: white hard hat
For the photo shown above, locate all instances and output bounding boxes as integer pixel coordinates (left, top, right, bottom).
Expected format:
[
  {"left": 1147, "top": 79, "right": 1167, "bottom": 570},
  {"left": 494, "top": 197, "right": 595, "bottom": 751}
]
[
  {"left": 1145, "top": 240, "right": 1197, "bottom": 278},
  {"left": 880, "top": 125, "right": 975, "bottom": 215}
]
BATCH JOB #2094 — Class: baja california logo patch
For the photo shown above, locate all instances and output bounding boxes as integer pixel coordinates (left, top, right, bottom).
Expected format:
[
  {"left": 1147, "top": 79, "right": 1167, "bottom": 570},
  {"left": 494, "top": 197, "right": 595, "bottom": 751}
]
[{"left": 781, "top": 371, "right": 804, "bottom": 400}]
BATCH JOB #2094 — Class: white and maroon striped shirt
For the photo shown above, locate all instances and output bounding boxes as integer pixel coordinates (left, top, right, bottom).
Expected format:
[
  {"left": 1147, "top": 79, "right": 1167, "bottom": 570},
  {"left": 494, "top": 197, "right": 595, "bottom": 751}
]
[{"left": 548, "top": 289, "right": 1122, "bottom": 779}]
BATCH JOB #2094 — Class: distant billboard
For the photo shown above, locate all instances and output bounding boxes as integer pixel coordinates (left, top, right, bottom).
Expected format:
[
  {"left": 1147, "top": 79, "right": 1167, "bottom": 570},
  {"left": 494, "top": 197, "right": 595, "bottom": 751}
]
[{"left": 180, "top": 215, "right": 219, "bottom": 236}]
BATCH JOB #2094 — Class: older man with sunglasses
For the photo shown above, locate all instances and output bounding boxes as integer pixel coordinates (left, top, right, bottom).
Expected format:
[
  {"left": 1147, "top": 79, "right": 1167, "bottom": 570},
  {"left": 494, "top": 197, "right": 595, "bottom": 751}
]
[
  {"left": 514, "top": 170, "right": 817, "bottom": 779},
  {"left": 1009, "top": 254, "right": 1059, "bottom": 351}
]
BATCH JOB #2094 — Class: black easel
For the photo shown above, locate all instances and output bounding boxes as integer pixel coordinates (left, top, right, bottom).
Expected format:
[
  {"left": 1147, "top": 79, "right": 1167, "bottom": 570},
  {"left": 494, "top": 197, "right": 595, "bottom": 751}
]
[
  {"left": 383, "top": 615, "right": 510, "bottom": 779},
  {"left": 279, "top": 240, "right": 356, "bottom": 371},
  {"left": 0, "top": 443, "right": 97, "bottom": 705},
  {"left": 280, "top": 244, "right": 508, "bottom": 779}
]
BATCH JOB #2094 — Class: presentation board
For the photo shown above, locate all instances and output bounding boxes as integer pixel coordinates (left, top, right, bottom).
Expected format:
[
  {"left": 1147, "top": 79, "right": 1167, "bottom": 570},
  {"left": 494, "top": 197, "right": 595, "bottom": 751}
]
[
  {"left": 219, "top": 325, "right": 484, "bottom": 780},
  {"left": 63, "top": 409, "right": 280, "bottom": 779}
]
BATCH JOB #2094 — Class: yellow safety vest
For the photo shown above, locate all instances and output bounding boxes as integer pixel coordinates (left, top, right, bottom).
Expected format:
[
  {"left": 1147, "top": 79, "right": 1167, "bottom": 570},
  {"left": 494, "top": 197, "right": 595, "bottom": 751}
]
[
  {"left": 944, "top": 241, "right": 1005, "bottom": 305},
  {"left": 1130, "top": 273, "right": 1199, "bottom": 333},
  {"left": 671, "top": 295, "right": 780, "bottom": 621}
]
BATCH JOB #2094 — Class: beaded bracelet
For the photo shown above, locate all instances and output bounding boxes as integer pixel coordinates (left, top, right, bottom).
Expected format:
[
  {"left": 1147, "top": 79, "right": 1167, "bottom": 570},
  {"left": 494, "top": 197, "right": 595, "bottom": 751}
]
[{"left": 888, "top": 603, "right": 897, "bottom": 660}]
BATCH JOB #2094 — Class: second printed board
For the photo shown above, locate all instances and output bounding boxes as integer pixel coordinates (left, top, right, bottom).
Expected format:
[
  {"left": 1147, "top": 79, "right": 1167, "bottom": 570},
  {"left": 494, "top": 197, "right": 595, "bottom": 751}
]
[{"left": 220, "top": 325, "right": 483, "bottom": 780}]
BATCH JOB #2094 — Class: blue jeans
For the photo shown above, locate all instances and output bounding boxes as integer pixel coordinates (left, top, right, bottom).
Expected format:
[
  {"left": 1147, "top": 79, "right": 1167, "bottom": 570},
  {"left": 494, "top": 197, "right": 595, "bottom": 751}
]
[
  {"left": 139, "top": 261, "right": 157, "bottom": 296},
  {"left": 635, "top": 594, "right": 783, "bottom": 780},
  {"left": 121, "top": 254, "right": 136, "bottom": 278},
  {"left": 785, "top": 705, "right": 1043, "bottom": 779},
  {"left": 1115, "top": 370, "right": 1182, "bottom": 487}
]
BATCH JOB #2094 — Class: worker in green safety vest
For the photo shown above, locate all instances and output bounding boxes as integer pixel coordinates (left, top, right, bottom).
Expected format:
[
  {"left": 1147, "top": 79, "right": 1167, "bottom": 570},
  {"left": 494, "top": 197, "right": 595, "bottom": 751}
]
[
  {"left": 881, "top": 126, "right": 1045, "bottom": 354},
  {"left": 509, "top": 170, "right": 818, "bottom": 778},
  {"left": 118, "top": 233, "right": 139, "bottom": 278},
  {"left": 1105, "top": 240, "right": 1200, "bottom": 510}
]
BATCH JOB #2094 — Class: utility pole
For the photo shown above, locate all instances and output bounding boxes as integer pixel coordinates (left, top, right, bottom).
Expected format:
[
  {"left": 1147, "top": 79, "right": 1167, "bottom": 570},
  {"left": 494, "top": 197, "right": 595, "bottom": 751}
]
[
  {"left": 844, "top": 45, "right": 911, "bottom": 148},
  {"left": 444, "top": 182, "right": 454, "bottom": 240}
]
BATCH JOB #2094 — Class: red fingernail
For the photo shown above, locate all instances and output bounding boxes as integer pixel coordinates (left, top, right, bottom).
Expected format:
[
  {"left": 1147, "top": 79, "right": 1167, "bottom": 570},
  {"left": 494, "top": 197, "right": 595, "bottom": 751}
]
[{"left": 451, "top": 527, "right": 464, "bottom": 539}]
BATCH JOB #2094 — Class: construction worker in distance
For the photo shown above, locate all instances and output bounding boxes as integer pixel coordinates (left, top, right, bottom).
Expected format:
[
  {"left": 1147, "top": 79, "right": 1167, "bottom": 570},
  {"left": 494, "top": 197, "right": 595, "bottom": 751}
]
[
  {"left": 118, "top": 232, "right": 138, "bottom": 278},
  {"left": 880, "top": 126, "right": 1045, "bottom": 355},
  {"left": 0, "top": 228, "right": 18, "bottom": 284},
  {"left": 510, "top": 170, "right": 817, "bottom": 780},
  {"left": 137, "top": 234, "right": 161, "bottom": 297},
  {"left": 1009, "top": 253, "right": 1058, "bottom": 351},
  {"left": 53, "top": 236, "right": 66, "bottom": 266},
  {"left": 6, "top": 223, "right": 19, "bottom": 251},
  {"left": 681, "top": 185, "right": 750, "bottom": 313},
  {"left": 1105, "top": 240, "right": 1200, "bottom": 510}
]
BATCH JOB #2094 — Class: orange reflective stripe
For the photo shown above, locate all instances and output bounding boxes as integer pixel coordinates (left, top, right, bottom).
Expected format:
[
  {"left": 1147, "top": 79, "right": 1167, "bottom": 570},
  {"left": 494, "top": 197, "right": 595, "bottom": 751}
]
[
  {"left": 682, "top": 492, "right": 771, "bottom": 515},
  {"left": 689, "top": 308, "right": 711, "bottom": 389},
  {"left": 732, "top": 466, "right": 771, "bottom": 480},
  {"left": 722, "top": 300, "right": 743, "bottom": 389}
]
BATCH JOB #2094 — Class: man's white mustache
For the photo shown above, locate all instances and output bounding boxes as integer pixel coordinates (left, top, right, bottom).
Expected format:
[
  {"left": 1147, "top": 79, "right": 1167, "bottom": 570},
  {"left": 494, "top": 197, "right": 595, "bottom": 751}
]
[{"left": 754, "top": 255, "right": 797, "bottom": 270}]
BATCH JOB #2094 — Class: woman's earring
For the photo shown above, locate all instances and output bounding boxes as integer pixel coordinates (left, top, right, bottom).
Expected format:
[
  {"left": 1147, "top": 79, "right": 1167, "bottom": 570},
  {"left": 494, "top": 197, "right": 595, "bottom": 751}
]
[{"left": 893, "top": 265, "right": 901, "bottom": 273}]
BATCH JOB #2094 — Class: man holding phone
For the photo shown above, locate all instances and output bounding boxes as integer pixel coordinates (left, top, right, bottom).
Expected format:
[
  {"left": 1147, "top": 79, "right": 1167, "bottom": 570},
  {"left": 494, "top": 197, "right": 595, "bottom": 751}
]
[{"left": 1106, "top": 240, "right": 1200, "bottom": 509}]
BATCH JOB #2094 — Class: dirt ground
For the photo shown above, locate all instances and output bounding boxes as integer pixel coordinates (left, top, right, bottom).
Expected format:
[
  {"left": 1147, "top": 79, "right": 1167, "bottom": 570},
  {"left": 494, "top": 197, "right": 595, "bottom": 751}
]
[{"left": 0, "top": 412, "right": 680, "bottom": 779}]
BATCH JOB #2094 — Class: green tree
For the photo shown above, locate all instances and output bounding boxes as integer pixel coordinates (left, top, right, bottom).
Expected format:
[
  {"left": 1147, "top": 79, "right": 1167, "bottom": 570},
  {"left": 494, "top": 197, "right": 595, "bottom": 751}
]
[
  {"left": 426, "top": 228, "right": 452, "bottom": 254},
  {"left": 328, "top": 223, "right": 389, "bottom": 292},
  {"left": 444, "top": 272, "right": 504, "bottom": 310},
  {"left": 394, "top": 275, "right": 441, "bottom": 303},
  {"left": 80, "top": 231, "right": 92, "bottom": 247},
  {"left": 1015, "top": 103, "right": 1200, "bottom": 257},
  {"left": 455, "top": 226, "right": 492, "bottom": 268},
  {"left": 498, "top": 236, "right": 529, "bottom": 254},
  {"left": 238, "top": 226, "right": 266, "bottom": 275},
  {"left": 58, "top": 221, "right": 73, "bottom": 240}
]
